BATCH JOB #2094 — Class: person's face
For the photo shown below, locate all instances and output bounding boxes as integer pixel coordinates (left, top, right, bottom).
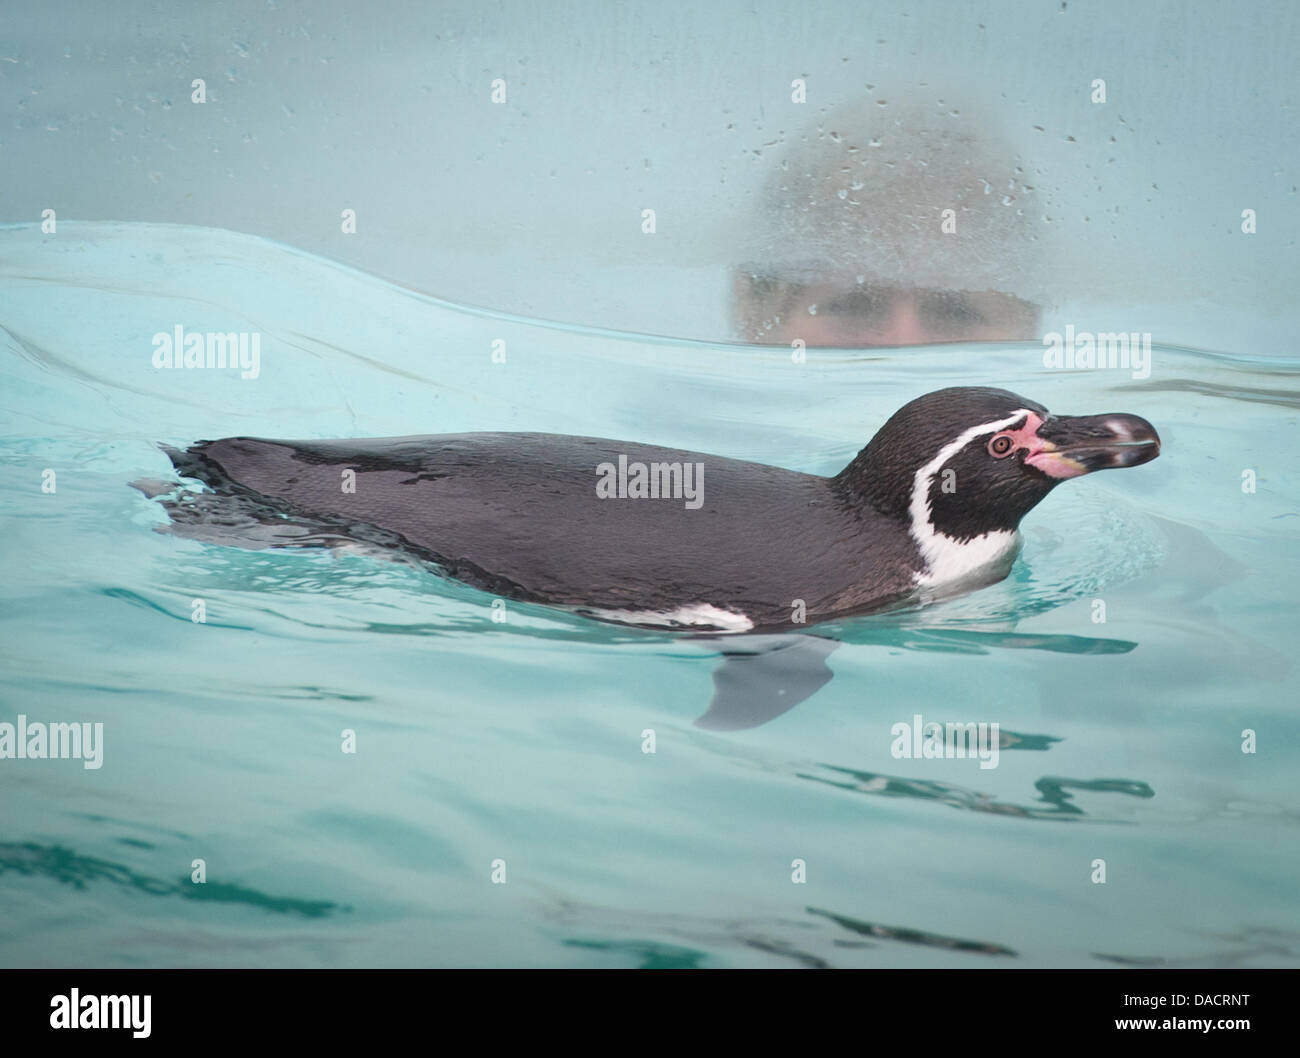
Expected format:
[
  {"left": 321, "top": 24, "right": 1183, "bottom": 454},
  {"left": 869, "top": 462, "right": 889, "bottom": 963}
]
[{"left": 755, "top": 282, "right": 1039, "bottom": 347}]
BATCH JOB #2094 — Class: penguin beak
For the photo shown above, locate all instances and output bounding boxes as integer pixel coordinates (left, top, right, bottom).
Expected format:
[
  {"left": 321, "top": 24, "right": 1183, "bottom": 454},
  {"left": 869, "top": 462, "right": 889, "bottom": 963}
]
[{"left": 1026, "top": 413, "right": 1161, "bottom": 479}]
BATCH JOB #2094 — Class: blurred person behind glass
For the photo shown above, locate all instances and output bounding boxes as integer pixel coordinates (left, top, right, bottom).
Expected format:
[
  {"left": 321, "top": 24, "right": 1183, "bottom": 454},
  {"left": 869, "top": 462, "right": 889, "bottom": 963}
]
[{"left": 732, "top": 99, "right": 1045, "bottom": 347}]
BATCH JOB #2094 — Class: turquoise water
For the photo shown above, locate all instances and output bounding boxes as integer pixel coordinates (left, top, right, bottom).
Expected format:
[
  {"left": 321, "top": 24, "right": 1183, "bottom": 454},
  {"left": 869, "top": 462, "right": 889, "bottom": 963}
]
[{"left": 1, "top": 222, "right": 1298, "bottom": 968}]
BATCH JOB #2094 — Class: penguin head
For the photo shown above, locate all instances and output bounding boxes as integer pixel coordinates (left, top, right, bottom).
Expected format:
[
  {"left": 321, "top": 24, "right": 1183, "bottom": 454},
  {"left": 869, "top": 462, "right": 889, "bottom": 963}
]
[{"left": 840, "top": 386, "right": 1161, "bottom": 541}]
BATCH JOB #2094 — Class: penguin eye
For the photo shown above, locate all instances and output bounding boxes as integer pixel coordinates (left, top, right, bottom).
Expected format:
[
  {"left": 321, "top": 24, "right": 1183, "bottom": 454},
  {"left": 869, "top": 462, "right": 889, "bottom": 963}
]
[{"left": 988, "top": 434, "right": 1015, "bottom": 457}]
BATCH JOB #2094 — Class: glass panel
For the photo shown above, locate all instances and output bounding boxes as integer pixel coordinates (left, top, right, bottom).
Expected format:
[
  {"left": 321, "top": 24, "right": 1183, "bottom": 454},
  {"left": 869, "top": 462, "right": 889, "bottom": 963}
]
[{"left": 4, "top": 1, "right": 1294, "bottom": 353}]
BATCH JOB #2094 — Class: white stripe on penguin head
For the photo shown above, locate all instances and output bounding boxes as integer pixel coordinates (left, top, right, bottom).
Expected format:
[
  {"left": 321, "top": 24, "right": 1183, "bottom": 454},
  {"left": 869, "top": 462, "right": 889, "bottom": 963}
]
[{"left": 908, "top": 410, "right": 1033, "bottom": 583}]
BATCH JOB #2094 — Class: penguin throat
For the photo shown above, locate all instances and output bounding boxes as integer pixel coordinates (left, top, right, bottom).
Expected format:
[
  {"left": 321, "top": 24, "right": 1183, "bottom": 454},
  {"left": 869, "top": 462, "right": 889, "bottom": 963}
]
[
  {"left": 912, "top": 525, "right": 1022, "bottom": 589},
  {"left": 908, "top": 411, "right": 1030, "bottom": 588}
]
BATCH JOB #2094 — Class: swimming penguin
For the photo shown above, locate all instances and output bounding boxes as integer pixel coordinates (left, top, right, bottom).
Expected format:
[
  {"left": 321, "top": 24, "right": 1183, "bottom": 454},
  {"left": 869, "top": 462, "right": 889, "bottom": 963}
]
[{"left": 141, "top": 387, "right": 1160, "bottom": 634}]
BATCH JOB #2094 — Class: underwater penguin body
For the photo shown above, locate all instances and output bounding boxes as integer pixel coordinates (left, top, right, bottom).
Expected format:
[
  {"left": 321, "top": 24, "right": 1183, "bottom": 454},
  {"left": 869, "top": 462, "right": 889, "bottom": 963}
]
[{"left": 145, "top": 387, "right": 1160, "bottom": 633}]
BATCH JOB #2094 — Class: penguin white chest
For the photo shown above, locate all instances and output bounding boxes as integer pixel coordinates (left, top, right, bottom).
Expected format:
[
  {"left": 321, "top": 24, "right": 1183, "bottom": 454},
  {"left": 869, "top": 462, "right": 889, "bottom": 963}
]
[{"left": 911, "top": 527, "right": 1022, "bottom": 588}]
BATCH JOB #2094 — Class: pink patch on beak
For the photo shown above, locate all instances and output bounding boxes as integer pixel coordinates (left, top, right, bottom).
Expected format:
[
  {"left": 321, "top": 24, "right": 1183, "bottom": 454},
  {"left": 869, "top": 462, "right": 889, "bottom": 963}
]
[
  {"left": 1003, "top": 412, "right": 1049, "bottom": 454},
  {"left": 1025, "top": 450, "right": 1089, "bottom": 478},
  {"left": 997, "top": 412, "right": 1089, "bottom": 479}
]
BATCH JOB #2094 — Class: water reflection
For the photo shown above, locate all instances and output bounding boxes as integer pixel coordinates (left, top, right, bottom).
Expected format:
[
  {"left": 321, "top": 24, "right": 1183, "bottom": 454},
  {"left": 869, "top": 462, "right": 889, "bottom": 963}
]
[
  {"left": 1094, "top": 929, "right": 1300, "bottom": 968},
  {"left": 0, "top": 841, "right": 347, "bottom": 918},
  {"left": 696, "top": 628, "right": 1135, "bottom": 730},
  {"left": 548, "top": 897, "right": 1017, "bottom": 968},
  {"left": 798, "top": 765, "right": 1154, "bottom": 823}
]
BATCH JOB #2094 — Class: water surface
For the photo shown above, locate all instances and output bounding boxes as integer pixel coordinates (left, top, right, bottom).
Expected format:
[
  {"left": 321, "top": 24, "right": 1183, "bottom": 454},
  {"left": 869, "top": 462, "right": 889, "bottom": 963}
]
[{"left": 1, "top": 222, "right": 1297, "bottom": 968}]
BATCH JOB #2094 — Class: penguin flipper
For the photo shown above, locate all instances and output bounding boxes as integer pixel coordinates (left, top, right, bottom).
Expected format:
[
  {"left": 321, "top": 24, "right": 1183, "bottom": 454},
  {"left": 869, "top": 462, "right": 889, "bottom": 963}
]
[{"left": 694, "top": 634, "right": 840, "bottom": 731}]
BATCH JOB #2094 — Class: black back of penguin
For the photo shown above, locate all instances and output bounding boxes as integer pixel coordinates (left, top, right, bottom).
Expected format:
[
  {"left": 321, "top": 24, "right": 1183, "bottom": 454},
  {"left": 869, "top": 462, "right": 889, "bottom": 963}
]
[{"left": 184, "top": 431, "right": 925, "bottom": 629}]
